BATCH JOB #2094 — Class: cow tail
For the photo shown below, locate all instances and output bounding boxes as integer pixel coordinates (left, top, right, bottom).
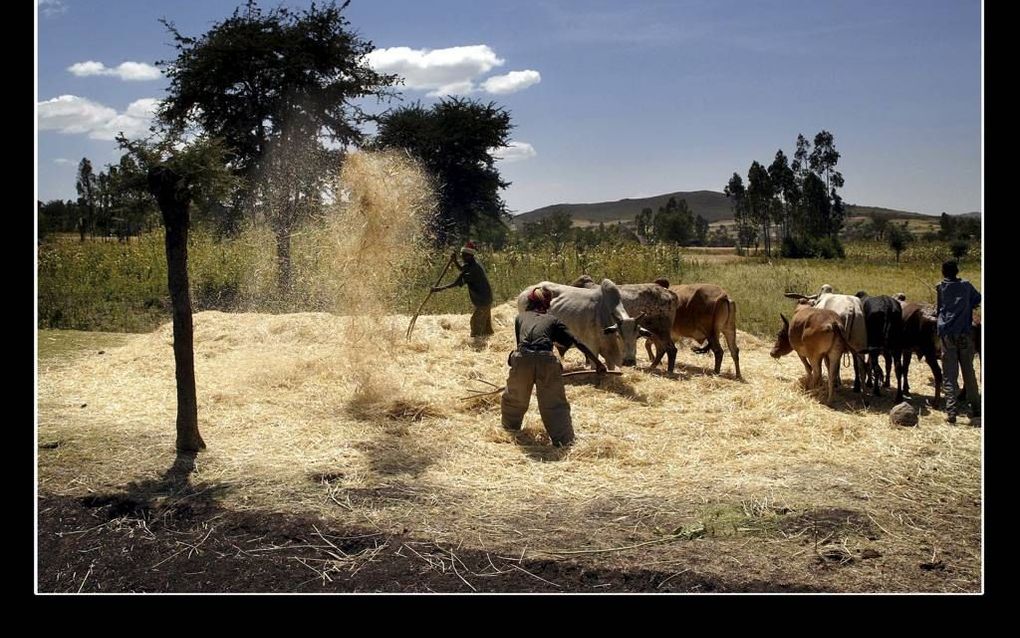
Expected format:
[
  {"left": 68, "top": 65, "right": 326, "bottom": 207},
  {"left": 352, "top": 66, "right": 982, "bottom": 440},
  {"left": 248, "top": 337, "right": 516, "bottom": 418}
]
[{"left": 834, "top": 323, "right": 854, "bottom": 366}]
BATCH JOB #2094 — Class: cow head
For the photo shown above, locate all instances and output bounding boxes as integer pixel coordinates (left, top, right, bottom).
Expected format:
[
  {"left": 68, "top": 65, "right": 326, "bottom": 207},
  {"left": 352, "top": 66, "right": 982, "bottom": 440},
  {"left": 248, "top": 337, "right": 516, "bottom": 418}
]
[
  {"left": 770, "top": 314, "right": 793, "bottom": 358},
  {"left": 603, "top": 310, "right": 648, "bottom": 366},
  {"left": 784, "top": 292, "right": 818, "bottom": 306},
  {"left": 597, "top": 279, "right": 645, "bottom": 367},
  {"left": 570, "top": 274, "right": 597, "bottom": 289}
]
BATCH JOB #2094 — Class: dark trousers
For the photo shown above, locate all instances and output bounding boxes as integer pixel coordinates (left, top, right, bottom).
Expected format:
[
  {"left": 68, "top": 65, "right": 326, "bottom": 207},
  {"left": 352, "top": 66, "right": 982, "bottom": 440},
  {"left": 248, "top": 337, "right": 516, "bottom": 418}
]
[
  {"left": 471, "top": 304, "right": 494, "bottom": 337},
  {"left": 501, "top": 351, "right": 574, "bottom": 446},
  {"left": 942, "top": 333, "right": 979, "bottom": 416}
]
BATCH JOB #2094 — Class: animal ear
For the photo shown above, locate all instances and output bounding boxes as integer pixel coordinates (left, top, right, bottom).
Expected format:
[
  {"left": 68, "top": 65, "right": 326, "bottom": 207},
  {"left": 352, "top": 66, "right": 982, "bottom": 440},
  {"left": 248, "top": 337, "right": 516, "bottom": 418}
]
[
  {"left": 638, "top": 327, "right": 654, "bottom": 338},
  {"left": 603, "top": 324, "right": 620, "bottom": 335},
  {"left": 780, "top": 313, "right": 789, "bottom": 326}
]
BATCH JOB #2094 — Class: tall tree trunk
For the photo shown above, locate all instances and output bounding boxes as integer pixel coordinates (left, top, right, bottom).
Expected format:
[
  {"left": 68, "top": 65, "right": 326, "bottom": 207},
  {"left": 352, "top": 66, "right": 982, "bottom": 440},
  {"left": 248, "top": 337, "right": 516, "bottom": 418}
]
[{"left": 148, "top": 166, "right": 205, "bottom": 452}]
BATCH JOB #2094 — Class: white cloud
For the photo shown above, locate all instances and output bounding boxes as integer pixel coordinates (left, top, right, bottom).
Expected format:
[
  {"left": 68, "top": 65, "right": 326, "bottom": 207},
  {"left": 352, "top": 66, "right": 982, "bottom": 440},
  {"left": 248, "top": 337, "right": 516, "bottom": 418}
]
[
  {"left": 38, "top": 95, "right": 158, "bottom": 140},
  {"left": 53, "top": 158, "right": 74, "bottom": 165},
  {"left": 481, "top": 70, "right": 541, "bottom": 95},
  {"left": 68, "top": 60, "right": 162, "bottom": 81},
  {"left": 491, "top": 141, "right": 536, "bottom": 163},
  {"left": 39, "top": 0, "right": 67, "bottom": 17},
  {"left": 366, "top": 45, "right": 504, "bottom": 94}
]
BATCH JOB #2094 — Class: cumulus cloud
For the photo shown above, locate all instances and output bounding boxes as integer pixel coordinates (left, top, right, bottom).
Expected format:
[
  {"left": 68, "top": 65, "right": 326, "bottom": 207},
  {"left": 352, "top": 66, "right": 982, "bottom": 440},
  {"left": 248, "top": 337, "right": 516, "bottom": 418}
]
[
  {"left": 38, "top": 95, "right": 158, "bottom": 140},
  {"left": 491, "top": 141, "right": 536, "bottom": 163},
  {"left": 366, "top": 44, "right": 541, "bottom": 96},
  {"left": 480, "top": 70, "right": 541, "bottom": 95},
  {"left": 367, "top": 45, "right": 503, "bottom": 93},
  {"left": 39, "top": 0, "right": 67, "bottom": 17},
  {"left": 68, "top": 60, "right": 162, "bottom": 81}
]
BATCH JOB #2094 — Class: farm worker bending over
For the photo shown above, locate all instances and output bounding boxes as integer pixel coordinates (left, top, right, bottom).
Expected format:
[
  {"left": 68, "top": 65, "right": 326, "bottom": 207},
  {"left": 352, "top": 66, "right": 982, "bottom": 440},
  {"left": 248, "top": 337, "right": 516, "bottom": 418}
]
[
  {"left": 936, "top": 260, "right": 981, "bottom": 423},
  {"left": 432, "top": 241, "right": 494, "bottom": 337},
  {"left": 501, "top": 286, "right": 606, "bottom": 447}
]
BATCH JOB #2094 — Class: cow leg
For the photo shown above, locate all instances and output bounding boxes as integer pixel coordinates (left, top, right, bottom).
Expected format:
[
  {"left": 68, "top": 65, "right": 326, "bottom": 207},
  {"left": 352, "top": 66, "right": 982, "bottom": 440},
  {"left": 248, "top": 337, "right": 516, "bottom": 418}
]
[
  {"left": 645, "top": 340, "right": 657, "bottom": 366},
  {"left": 883, "top": 351, "right": 892, "bottom": 388},
  {"left": 851, "top": 354, "right": 863, "bottom": 393},
  {"left": 810, "top": 354, "right": 824, "bottom": 396},
  {"left": 826, "top": 350, "right": 840, "bottom": 405},
  {"left": 798, "top": 354, "right": 811, "bottom": 383},
  {"left": 870, "top": 354, "right": 882, "bottom": 397},
  {"left": 924, "top": 348, "right": 942, "bottom": 403},
  {"left": 892, "top": 348, "right": 904, "bottom": 403},
  {"left": 708, "top": 335, "right": 725, "bottom": 375},
  {"left": 900, "top": 350, "right": 912, "bottom": 395}
]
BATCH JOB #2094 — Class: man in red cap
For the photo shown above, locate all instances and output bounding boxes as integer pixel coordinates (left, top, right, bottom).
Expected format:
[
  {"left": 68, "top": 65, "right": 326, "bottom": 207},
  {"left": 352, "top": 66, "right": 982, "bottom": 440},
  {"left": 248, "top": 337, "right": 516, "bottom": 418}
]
[
  {"left": 432, "top": 241, "right": 494, "bottom": 337},
  {"left": 501, "top": 286, "right": 606, "bottom": 447}
]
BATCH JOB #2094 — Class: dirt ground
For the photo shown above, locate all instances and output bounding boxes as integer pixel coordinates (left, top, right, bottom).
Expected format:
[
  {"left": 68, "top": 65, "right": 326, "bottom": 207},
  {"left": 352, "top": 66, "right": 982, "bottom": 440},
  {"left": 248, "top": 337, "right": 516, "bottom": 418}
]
[{"left": 36, "top": 318, "right": 982, "bottom": 594}]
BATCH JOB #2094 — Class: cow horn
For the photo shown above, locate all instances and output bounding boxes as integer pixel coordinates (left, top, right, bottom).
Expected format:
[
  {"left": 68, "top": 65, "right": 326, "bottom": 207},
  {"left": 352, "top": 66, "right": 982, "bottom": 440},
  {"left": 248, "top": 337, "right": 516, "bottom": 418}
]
[
  {"left": 634, "top": 311, "right": 647, "bottom": 322},
  {"left": 784, "top": 292, "right": 807, "bottom": 300},
  {"left": 603, "top": 323, "right": 620, "bottom": 335}
]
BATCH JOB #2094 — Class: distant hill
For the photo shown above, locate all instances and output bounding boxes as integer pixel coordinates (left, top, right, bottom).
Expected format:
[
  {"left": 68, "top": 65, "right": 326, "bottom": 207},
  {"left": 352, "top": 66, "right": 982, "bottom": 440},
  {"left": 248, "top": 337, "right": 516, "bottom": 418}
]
[
  {"left": 511, "top": 191, "right": 733, "bottom": 228},
  {"left": 511, "top": 190, "right": 976, "bottom": 228}
]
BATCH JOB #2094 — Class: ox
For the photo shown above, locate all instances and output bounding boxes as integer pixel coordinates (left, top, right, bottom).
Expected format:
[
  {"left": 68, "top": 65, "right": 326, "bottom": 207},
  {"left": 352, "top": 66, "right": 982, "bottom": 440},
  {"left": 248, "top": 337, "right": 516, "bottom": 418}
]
[
  {"left": 899, "top": 301, "right": 943, "bottom": 402},
  {"left": 855, "top": 292, "right": 906, "bottom": 402},
  {"left": 517, "top": 278, "right": 646, "bottom": 370},
  {"left": 636, "top": 280, "right": 740, "bottom": 379},
  {"left": 770, "top": 306, "right": 854, "bottom": 405},
  {"left": 569, "top": 275, "right": 679, "bottom": 373},
  {"left": 785, "top": 285, "right": 867, "bottom": 393}
]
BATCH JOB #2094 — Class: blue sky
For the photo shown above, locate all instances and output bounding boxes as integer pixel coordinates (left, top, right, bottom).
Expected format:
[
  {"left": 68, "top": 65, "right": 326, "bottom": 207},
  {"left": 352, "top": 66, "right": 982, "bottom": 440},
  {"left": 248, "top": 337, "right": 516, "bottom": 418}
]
[{"left": 37, "top": 0, "right": 982, "bottom": 216}]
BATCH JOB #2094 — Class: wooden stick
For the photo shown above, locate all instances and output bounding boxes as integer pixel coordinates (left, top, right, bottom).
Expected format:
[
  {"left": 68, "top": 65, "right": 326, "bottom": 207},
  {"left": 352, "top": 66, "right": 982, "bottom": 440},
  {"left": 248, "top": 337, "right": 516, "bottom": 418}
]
[
  {"left": 406, "top": 252, "right": 457, "bottom": 340},
  {"left": 458, "top": 370, "right": 623, "bottom": 400}
]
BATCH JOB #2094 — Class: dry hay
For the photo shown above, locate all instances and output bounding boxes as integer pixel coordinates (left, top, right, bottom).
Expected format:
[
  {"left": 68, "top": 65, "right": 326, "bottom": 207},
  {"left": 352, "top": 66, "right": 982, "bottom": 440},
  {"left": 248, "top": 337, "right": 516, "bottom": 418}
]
[{"left": 37, "top": 304, "right": 982, "bottom": 591}]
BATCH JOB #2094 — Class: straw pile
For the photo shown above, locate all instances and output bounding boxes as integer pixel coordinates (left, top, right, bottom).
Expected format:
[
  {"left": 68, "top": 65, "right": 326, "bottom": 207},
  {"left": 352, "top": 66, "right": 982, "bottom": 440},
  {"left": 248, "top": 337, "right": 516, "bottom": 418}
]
[{"left": 37, "top": 306, "right": 982, "bottom": 590}]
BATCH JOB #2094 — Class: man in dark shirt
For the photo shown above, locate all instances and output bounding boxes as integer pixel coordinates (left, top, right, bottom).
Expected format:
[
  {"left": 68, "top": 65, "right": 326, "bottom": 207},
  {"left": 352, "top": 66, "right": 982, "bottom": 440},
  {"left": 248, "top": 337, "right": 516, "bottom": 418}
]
[
  {"left": 501, "top": 287, "right": 606, "bottom": 447},
  {"left": 432, "top": 241, "right": 494, "bottom": 337},
  {"left": 936, "top": 260, "right": 981, "bottom": 423}
]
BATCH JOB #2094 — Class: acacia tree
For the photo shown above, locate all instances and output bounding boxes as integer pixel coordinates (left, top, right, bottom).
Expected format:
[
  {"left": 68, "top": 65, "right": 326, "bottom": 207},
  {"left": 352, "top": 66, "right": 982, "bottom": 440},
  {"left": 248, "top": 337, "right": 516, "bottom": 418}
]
[
  {"left": 374, "top": 98, "right": 513, "bottom": 246},
  {"left": 119, "top": 133, "right": 235, "bottom": 452},
  {"left": 157, "top": 0, "right": 399, "bottom": 292}
]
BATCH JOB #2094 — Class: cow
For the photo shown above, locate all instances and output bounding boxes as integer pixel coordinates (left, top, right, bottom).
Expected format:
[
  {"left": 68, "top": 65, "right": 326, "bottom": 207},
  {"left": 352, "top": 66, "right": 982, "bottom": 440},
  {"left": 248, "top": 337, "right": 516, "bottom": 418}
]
[
  {"left": 517, "top": 278, "right": 648, "bottom": 370},
  {"left": 569, "top": 275, "right": 680, "bottom": 373},
  {"left": 784, "top": 285, "right": 867, "bottom": 393},
  {"left": 769, "top": 306, "right": 854, "bottom": 405},
  {"left": 855, "top": 292, "right": 906, "bottom": 402},
  {"left": 666, "top": 283, "right": 741, "bottom": 379},
  {"left": 899, "top": 301, "right": 943, "bottom": 402}
]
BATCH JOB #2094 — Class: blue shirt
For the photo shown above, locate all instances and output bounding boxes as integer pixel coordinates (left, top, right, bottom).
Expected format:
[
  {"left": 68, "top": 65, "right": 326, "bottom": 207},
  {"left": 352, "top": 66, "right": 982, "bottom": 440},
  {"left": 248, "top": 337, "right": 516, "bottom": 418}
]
[{"left": 936, "top": 278, "right": 981, "bottom": 337}]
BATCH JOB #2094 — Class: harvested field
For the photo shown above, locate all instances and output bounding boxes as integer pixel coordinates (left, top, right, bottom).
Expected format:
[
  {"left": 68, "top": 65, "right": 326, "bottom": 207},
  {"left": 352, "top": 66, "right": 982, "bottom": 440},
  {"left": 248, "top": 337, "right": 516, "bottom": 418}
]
[{"left": 37, "top": 308, "right": 982, "bottom": 592}]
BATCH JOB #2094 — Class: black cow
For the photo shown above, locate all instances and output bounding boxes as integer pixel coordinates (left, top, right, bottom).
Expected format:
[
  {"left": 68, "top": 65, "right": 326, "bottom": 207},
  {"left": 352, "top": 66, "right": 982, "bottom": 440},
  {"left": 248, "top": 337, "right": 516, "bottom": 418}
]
[
  {"left": 899, "top": 301, "right": 943, "bottom": 402},
  {"left": 857, "top": 293, "right": 905, "bottom": 402}
]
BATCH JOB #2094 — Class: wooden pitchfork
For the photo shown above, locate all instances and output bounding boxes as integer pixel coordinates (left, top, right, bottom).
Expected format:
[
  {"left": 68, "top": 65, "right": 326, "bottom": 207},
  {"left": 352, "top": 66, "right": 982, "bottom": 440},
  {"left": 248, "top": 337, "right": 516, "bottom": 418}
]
[{"left": 406, "top": 251, "right": 458, "bottom": 340}]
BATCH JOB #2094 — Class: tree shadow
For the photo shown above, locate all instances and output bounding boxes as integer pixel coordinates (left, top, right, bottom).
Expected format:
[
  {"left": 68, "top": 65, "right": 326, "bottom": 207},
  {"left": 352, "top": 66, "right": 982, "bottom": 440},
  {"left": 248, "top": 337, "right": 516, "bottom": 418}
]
[{"left": 79, "top": 450, "right": 231, "bottom": 522}]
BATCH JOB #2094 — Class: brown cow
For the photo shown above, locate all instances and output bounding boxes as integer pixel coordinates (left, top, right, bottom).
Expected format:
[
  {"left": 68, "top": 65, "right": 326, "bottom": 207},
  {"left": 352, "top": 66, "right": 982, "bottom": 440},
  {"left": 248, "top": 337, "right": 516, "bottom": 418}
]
[
  {"left": 770, "top": 306, "right": 853, "bottom": 404},
  {"left": 664, "top": 283, "right": 741, "bottom": 379}
]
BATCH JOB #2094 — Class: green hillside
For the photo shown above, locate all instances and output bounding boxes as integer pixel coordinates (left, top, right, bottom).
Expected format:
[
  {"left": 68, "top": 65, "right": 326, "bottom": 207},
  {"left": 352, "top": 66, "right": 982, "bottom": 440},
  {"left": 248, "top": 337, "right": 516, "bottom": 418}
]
[{"left": 511, "top": 190, "right": 973, "bottom": 228}]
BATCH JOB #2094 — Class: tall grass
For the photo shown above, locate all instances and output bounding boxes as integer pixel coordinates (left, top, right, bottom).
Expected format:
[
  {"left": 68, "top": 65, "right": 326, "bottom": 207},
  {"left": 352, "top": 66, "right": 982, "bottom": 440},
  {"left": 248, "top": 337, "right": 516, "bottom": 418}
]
[{"left": 37, "top": 228, "right": 981, "bottom": 337}]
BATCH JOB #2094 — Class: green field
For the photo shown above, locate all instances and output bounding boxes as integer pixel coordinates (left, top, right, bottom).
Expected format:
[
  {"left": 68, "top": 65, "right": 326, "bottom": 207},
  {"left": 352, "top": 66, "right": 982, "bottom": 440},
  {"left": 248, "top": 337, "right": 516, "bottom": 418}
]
[{"left": 37, "top": 229, "right": 981, "bottom": 339}]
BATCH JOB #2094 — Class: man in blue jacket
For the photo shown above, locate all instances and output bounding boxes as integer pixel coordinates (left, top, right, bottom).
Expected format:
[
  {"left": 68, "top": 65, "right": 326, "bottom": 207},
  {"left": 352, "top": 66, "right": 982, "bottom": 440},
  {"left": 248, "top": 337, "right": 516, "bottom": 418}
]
[{"left": 936, "top": 260, "right": 981, "bottom": 423}]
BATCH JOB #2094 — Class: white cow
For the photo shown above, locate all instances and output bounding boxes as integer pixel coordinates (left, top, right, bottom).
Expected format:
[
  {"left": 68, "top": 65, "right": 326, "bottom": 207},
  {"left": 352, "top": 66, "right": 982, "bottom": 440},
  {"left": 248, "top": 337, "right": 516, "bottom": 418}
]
[{"left": 518, "top": 279, "right": 645, "bottom": 370}]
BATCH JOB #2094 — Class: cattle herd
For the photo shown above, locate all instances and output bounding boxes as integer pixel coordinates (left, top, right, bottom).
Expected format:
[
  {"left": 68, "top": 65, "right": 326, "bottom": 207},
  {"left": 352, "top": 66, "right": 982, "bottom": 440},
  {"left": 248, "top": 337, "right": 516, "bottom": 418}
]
[{"left": 517, "top": 278, "right": 979, "bottom": 407}]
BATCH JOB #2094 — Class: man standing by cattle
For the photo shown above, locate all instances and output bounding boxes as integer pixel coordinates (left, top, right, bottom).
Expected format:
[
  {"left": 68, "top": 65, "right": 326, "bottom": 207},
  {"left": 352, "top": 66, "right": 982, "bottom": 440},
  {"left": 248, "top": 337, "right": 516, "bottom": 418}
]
[
  {"left": 936, "top": 260, "right": 981, "bottom": 423},
  {"left": 502, "top": 287, "right": 607, "bottom": 447},
  {"left": 431, "top": 241, "right": 494, "bottom": 337}
]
